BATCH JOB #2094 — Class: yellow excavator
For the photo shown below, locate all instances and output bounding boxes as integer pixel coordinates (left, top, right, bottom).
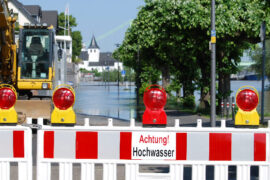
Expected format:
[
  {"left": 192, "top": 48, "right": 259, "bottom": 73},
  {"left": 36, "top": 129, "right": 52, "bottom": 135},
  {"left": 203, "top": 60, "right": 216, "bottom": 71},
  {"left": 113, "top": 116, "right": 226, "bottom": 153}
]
[{"left": 0, "top": 0, "right": 56, "bottom": 122}]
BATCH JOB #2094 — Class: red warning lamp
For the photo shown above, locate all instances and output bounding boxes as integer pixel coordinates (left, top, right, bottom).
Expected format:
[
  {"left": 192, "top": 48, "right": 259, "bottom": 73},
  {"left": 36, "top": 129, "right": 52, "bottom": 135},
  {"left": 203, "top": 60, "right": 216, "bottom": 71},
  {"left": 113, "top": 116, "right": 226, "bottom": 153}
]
[
  {"left": 0, "top": 88, "right": 17, "bottom": 109},
  {"left": 0, "top": 85, "right": 18, "bottom": 123},
  {"left": 51, "top": 85, "right": 76, "bottom": 124},
  {"left": 236, "top": 89, "right": 258, "bottom": 111},
  {"left": 53, "top": 88, "right": 75, "bottom": 110},
  {"left": 235, "top": 86, "right": 260, "bottom": 126},
  {"left": 143, "top": 85, "right": 167, "bottom": 125}
]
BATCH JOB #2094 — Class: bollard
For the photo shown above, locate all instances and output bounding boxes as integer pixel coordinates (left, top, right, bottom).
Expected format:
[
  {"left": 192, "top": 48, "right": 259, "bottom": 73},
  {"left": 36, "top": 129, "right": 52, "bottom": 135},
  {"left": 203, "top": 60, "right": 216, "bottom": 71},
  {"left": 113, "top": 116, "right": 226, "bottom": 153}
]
[
  {"left": 221, "top": 99, "right": 224, "bottom": 119},
  {"left": 226, "top": 97, "right": 230, "bottom": 120}
]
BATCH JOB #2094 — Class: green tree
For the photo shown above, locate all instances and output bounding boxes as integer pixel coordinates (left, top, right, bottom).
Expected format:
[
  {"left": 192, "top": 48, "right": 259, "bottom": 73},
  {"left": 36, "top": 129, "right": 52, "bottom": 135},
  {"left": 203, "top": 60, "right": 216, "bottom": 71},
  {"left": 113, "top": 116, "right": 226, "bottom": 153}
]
[
  {"left": 71, "top": 31, "right": 82, "bottom": 61},
  {"left": 57, "top": 12, "right": 82, "bottom": 62},
  {"left": 114, "top": 0, "right": 270, "bottom": 110},
  {"left": 57, "top": 12, "right": 77, "bottom": 35}
]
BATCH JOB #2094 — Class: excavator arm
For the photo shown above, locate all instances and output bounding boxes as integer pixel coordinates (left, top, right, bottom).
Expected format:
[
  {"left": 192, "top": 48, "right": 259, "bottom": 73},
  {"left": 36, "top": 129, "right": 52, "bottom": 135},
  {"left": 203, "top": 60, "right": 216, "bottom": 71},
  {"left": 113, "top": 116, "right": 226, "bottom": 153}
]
[{"left": 0, "top": 0, "right": 17, "bottom": 84}]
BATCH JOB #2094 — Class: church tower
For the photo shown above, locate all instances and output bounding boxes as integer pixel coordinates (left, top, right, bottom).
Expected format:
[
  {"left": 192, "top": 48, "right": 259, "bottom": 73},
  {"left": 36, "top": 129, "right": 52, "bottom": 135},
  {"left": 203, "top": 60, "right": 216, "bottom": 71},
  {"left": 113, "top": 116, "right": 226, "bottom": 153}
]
[{"left": 88, "top": 35, "right": 100, "bottom": 62}]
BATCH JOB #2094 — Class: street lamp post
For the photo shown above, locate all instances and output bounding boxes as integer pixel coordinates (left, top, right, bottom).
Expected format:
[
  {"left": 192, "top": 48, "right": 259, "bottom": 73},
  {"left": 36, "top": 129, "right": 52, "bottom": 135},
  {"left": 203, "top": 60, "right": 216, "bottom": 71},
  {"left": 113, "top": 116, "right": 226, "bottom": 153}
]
[{"left": 210, "top": 0, "right": 216, "bottom": 127}]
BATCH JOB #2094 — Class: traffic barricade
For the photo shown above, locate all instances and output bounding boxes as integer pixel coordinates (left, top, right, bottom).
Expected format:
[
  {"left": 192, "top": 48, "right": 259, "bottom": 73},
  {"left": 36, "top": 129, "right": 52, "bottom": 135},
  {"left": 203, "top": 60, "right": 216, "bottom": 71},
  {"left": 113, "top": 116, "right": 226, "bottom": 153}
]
[
  {"left": 36, "top": 118, "right": 270, "bottom": 180},
  {"left": 0, "top": 121, "right": 32, "bottom": 180}
]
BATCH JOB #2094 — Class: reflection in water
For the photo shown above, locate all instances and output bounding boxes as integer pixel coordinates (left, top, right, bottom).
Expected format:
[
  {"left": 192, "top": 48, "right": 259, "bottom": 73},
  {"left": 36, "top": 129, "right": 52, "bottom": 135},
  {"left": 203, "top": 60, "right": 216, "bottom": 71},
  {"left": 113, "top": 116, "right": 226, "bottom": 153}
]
[{"left": 74, "top": 80, "right": 270, "bottom": 120}]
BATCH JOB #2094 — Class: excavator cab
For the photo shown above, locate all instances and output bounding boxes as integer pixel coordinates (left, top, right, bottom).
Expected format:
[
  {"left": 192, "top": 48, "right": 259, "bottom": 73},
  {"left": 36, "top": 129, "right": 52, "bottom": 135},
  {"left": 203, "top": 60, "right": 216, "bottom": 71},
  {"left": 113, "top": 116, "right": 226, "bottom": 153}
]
[{"left": 17, "top": 25, "right": 55, "bottom": 91}]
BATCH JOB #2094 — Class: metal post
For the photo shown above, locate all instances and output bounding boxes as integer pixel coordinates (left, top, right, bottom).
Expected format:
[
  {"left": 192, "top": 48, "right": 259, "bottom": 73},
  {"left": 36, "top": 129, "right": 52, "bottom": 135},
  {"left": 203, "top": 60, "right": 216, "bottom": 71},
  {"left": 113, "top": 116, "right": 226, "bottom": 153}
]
[
  {"left": 136, "top": 44, "right": 140, "bottom": 120},
  {"left": 261, "top": 21, "right": 266, "bottom": 124},
  {"left": 231, "top": 96, "right": 235, "bottom": 122},
  {"left": 210, "top": 0, "right": 216, "bottom": 127},
  {"left": 115, "top": 44, "right": 120, "bottom": 89},
  {"left": 118, "top": 63, "right": 120, "bottom": 87}
]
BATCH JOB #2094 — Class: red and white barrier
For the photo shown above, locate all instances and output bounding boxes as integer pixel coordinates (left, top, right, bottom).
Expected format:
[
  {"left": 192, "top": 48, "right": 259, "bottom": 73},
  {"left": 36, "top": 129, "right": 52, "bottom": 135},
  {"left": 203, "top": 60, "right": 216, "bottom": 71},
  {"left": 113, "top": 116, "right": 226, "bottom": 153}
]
[
  {"left": 36, "top": 118, "right": 270, "bottom": 180},
  {"left": 0, "top": 122, "right": 32, "bottom": 180}
]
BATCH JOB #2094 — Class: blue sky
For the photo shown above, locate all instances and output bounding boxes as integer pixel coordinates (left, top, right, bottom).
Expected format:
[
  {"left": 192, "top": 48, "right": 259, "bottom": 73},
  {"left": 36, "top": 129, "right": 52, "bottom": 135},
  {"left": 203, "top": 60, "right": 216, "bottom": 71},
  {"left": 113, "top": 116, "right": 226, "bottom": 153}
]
[{"left": 20, "top": 0, "right": 144, "bottom": 52}]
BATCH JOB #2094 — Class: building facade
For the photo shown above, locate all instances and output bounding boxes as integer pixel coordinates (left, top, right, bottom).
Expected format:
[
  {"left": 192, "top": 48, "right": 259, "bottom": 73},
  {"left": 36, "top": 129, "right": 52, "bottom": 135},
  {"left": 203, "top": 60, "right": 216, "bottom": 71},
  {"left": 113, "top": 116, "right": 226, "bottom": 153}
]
[
  {"left": 79, "top": 36, "right": 123, "bottom": 72},
  {"left": 56, "top": 36, "right": 72, "bottom": 63},
  {"left": 8, "top": 0, "right": 58, "bottom": 29}
]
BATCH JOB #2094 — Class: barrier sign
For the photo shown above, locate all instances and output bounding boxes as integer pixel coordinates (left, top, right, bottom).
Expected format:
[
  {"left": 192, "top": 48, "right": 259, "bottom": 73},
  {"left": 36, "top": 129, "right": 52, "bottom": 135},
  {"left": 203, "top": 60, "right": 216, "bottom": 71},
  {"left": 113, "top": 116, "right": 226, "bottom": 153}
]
[{"left": 132, "top": 132, "right": 176, "bottom": 160}]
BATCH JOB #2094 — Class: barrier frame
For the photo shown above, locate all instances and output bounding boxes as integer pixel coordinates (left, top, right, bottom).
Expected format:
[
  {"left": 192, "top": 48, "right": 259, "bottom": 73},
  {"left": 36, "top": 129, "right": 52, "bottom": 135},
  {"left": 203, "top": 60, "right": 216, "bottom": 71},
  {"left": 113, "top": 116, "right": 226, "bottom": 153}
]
[
  {"left": 36, "top": 118, "right": 270, "bottom": 180},
  {"left": 0, "top": 121, "right": 32, "bottom": 180}
]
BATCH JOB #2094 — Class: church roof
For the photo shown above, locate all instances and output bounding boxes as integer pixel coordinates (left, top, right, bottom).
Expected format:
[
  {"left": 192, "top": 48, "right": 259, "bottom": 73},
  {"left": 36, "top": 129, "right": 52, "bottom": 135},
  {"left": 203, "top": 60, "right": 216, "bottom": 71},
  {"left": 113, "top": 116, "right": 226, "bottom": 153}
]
[
  {"left": 88, "top": 35, "right": 99, "bottom": 49},
  {"left": 88, "top": 52, "right": 118, "bottom": 66}
]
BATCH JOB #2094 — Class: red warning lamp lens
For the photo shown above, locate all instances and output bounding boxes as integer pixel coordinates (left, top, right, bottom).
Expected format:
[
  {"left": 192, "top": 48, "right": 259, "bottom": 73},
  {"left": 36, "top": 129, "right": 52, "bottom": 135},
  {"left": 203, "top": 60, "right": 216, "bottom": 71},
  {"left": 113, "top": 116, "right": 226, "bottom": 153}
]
[
  {"left": 0, "top": 88, "right": 16, "bottom": 109},
  {"left": 53, "top": 88, "right": 75, "bottom": 110},
  {"left": 236, "top": 89, "right": 258, "bottom": 111},
  {"left": 143, "top": 89, "right": 167, "bottom": 110}
]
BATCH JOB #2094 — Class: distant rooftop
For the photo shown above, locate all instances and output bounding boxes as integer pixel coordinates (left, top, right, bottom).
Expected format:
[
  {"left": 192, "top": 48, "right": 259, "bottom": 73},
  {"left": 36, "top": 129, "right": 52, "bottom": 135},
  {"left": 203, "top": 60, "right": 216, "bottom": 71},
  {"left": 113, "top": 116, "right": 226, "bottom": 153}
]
[
  {"left": 24, "top": 5, "right": 41, "bottom": 17},
  {"left": 41, "top": 10, "right": 58, "bottom": 29}
]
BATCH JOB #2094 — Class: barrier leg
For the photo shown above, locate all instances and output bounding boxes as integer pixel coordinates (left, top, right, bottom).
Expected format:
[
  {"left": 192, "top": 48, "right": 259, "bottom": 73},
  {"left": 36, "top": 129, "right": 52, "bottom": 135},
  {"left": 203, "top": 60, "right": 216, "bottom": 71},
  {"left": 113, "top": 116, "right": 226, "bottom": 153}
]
[
  {"left": 259, "top": 165, "right": 270, "bottom": 180},
  {"left": 19, "top": 162, "right": 32, "bottom": 180},
  {"left": 103, "top": 163, "right": 116, "bottom": 180},
  {"left": 170, "top": 164, "right": 183, "bottom": 180},
  {"left": 192, "top": 164, "right": 206, "bottom": 180},
  {"left": 37, "top": 163, "right": 51, "bottom": 180},
  {"left": 125, "top": 164, "right": 138, "bottom": 180},
  {"left": 215, "top": 165, "right": 228, "bottom": 180},
  {"left": 59, "top": 162, "right": 72, "bottom": 180},
  {"left": 237, "top": 165, "right": 250, "bottom": 180},
  {"left": 37, "top": 129, "right": 50, "bottom": 180},
  {"left": 0, "top": 161, "right": 10, "bottom": 180},
  {"left": 19, "top": 128, "right": 32, "bottom": 180},
  {"left": 81, "top": 163, "right": 95, "bottom": 180}
]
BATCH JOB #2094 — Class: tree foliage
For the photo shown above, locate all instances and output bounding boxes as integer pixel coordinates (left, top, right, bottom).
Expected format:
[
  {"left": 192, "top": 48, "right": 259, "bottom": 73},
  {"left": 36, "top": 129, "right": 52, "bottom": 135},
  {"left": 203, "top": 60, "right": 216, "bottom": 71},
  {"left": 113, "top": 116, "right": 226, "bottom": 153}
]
[
  {"left": 57, "top": 12, "right": 82, "bottom": 62},
  {"left": 114, "top": 0, "right": 270, "bottom": 110}
]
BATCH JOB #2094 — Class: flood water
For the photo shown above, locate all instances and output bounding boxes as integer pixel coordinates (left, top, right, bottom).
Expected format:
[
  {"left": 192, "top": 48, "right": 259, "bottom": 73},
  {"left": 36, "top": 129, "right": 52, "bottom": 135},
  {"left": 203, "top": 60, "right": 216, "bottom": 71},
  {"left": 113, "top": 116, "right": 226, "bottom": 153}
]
[
  {"left": 74, "top": 80, "right": 270, "bottom": 120},
  {"left": 74, "top": 82, "right": 137, "bottom": 120}
]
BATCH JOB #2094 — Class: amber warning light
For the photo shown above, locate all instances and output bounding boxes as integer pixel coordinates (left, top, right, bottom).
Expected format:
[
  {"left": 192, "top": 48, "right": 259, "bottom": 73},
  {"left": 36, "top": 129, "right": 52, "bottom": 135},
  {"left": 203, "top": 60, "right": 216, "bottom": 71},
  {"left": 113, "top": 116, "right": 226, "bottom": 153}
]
[
  {"left": 143, "top": 85, "right": 167, "bottom": 126},
  {"left": 235, "top": 86, "right": 259, "bottom": 126}
]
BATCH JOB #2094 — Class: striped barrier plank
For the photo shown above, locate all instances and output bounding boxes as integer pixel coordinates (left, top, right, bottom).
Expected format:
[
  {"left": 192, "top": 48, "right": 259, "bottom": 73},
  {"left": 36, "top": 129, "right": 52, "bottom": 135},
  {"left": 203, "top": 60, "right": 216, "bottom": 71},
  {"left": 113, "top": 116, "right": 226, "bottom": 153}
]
[
  {"left": 36, "top": 118, "right": 270, "bottom": 180},
  {"left": 42, "top": 131, "right": 266, "bottom": 162}
]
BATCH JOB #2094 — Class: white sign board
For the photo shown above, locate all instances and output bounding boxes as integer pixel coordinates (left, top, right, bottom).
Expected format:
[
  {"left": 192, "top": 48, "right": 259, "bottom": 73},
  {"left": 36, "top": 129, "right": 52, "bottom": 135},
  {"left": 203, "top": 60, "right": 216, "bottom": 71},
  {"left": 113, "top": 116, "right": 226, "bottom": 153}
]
[{"left": 132, "top": 132, "right": 176, "bottom": 160}]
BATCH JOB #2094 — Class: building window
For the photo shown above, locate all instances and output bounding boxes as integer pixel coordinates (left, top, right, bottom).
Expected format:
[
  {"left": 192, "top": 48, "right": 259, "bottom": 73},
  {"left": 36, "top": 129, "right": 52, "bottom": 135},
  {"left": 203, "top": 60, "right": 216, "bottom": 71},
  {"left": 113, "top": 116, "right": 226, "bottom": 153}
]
[
  {"left": 94, "top": 50, "right": 96, "bottom": 52},
  {"left": 90, "top": 50, "right": 92, "bottom": 53}
]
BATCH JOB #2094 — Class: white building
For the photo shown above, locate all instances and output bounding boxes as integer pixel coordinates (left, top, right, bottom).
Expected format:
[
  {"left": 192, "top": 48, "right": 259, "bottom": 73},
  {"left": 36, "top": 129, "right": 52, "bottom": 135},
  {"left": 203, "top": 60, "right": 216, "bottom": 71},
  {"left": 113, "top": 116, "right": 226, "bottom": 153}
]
[
  {"left": 8, "top": 0, "right": 58, "bottom": 28},
  {"left": 79, "top": 36, "right": 123, "bottom": 72},
  {"left": 56, "top": 35, "right": 72, "bottom": 63}
]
